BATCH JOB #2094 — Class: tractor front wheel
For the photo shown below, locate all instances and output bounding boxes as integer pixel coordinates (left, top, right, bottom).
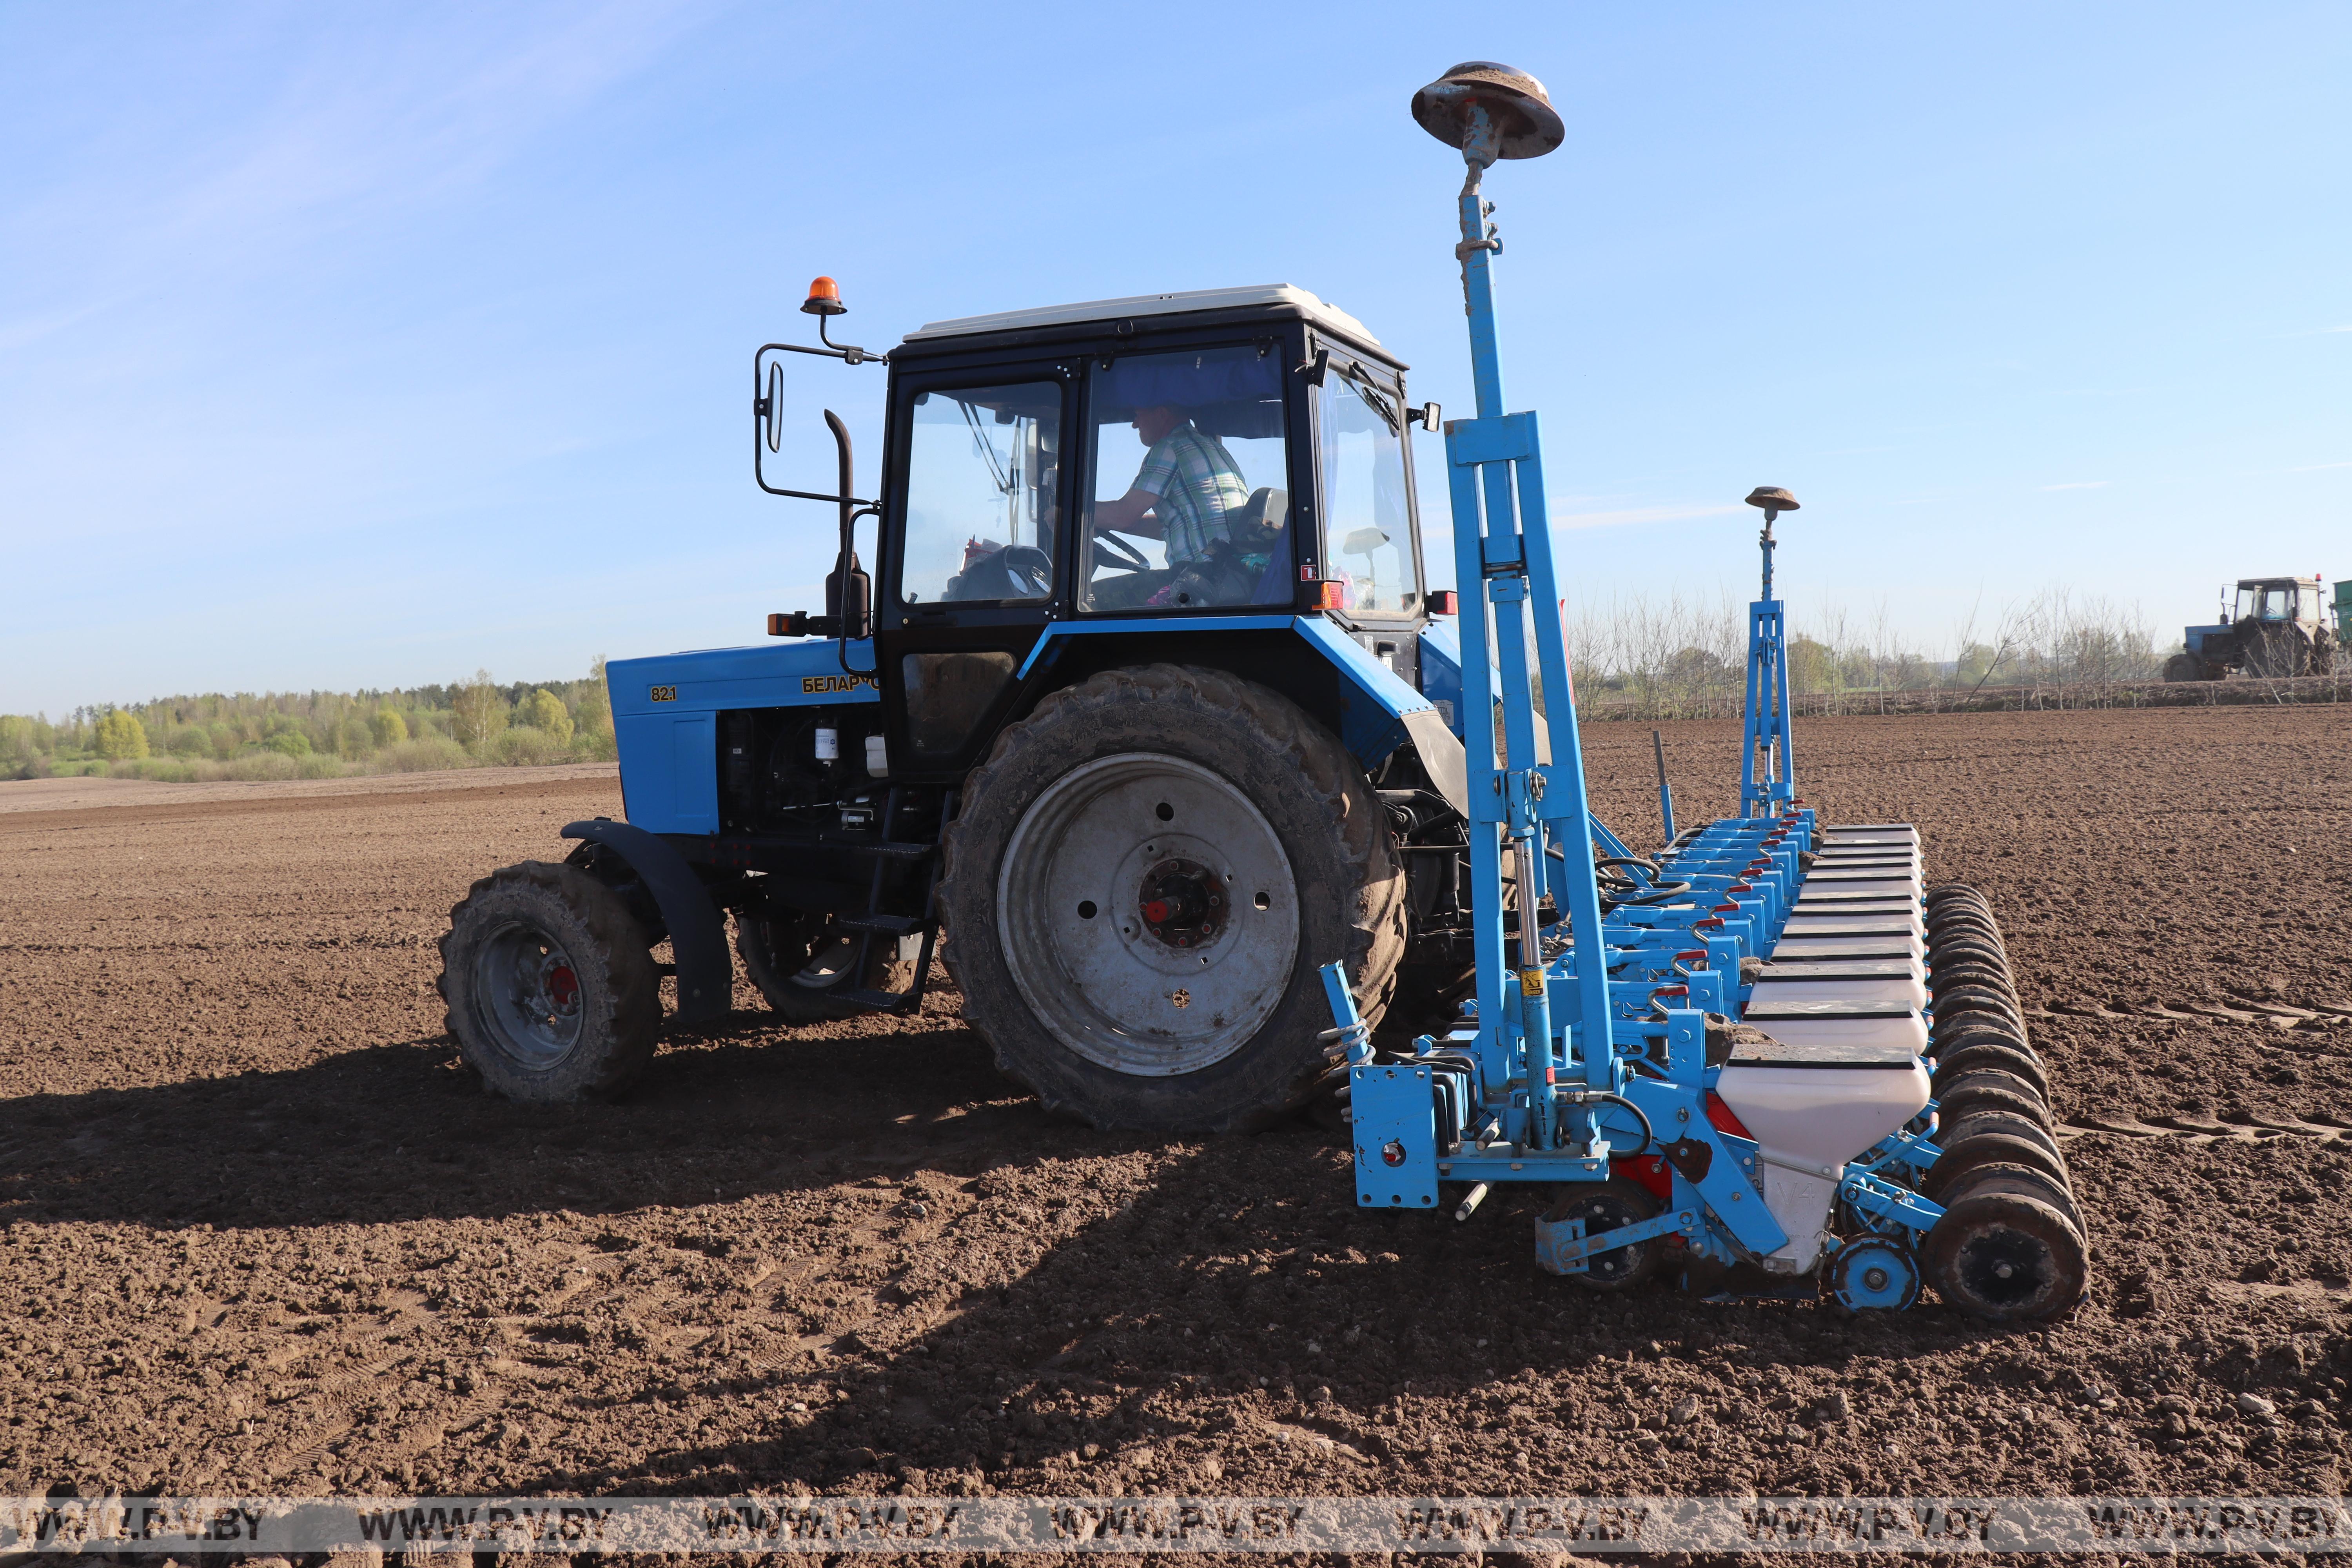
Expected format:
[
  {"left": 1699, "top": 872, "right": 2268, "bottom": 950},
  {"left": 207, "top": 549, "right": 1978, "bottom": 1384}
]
[
  {"left": 940, "top": 664, "right": 1405, "bottom": 1134},
  {"left": 2160, "top": 653, "right": 2206, "bottom": 683},
  {"left": 439, "top": 861, "right": 661, "bottom": 1102}
]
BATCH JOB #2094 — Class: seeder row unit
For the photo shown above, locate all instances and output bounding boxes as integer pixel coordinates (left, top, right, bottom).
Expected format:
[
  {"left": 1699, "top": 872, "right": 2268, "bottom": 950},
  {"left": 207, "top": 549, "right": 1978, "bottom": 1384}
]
[{"left": 1324, "top": 62, "right": 2088, "bottom": 1323}]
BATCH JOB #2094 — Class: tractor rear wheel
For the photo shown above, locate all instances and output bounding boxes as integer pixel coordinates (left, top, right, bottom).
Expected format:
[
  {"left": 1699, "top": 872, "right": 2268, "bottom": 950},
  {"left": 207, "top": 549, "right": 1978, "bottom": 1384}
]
[
  {"left": 2241, "top": 623, "right": 2309, "bottom": 678},
  {"left": 939, "top": 663, "right": 1405, "bottom": 1134},
  {"left": 2160, "top": 653, "right": 2206, "bottom": 683},
  {"left": 439, "top": 861, "right": 661, "bottom": 1102}
]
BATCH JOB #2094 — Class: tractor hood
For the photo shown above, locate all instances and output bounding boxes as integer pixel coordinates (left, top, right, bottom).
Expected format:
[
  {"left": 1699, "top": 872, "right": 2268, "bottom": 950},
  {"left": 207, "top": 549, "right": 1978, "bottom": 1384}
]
[
  {"left": 608, "top": 641, "right": 880, "bottom": 719},
  {"left": 607, "top": 640, "right": 878, "bottom": 836}
]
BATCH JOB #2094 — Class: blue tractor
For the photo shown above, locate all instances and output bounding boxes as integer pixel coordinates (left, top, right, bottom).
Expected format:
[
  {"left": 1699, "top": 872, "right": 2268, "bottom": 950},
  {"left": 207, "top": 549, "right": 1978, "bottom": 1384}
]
[
  {"left": 2163, "top": 575, "right": 2338, "bottom": 681},
  {"left": 439, "top": 280, "right": 1479, "bottom": 1129}
]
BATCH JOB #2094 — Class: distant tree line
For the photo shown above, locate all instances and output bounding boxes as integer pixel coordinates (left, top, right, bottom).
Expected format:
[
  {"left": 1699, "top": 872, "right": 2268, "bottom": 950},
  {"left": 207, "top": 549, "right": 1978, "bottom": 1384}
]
[
  {"left": 1552, "top": 589, "right": 2212, "bottom": 719},
  {"left": 0, "top": 662, "right": 618, "bottom": 783}
]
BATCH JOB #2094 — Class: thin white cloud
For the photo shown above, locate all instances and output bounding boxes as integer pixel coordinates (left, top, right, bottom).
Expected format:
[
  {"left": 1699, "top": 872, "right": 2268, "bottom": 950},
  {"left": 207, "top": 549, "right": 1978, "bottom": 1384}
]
[
  {"left": 2291, "top": 460, "right": 2352, "bottom": 472},
  {"left": 2038, "top": 481, "right": 2109, "bottom": 491}
]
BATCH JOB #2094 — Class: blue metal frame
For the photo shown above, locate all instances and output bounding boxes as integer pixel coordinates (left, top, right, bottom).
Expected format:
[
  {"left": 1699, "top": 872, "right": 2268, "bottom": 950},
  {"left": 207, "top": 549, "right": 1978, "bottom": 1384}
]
[
  {"left": 1739, "top": 525, "right": 1796, "bottom": 817},
  {"left": 1321, "top": 91, "right": 1948, "bottom": 1311},
  {"left": 1441, "top": 107, "right": 1614, "bottom": 1125}
]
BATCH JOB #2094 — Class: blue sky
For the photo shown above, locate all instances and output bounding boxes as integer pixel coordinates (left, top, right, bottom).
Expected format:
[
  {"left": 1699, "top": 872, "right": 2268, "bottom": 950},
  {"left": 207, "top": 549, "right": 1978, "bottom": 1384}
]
[{"left": 3, "top": 2, "right": 2347, "bottom": 715}]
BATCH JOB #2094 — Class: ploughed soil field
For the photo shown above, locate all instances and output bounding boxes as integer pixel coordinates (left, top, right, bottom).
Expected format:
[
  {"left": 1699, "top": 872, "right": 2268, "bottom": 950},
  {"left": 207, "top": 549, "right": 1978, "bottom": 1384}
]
[{"left": 3, "top": 706, "right": 2351, "bottom": 1524}]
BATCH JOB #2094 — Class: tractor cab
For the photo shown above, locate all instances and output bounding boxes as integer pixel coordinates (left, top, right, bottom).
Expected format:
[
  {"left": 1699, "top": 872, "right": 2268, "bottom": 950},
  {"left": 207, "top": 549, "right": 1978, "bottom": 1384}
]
[
  {"left": 2227, "top": 576, "right": 2328, "bottom": 628},
  {"left": 761, "top": 284, "right": 1441, "bottom": 781}
]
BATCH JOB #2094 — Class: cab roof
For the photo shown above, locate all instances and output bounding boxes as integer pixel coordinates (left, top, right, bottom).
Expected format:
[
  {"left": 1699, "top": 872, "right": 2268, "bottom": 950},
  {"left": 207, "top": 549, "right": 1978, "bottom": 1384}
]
[{"left": 903, "top": 284, "right": 1381, "bottom": 350}]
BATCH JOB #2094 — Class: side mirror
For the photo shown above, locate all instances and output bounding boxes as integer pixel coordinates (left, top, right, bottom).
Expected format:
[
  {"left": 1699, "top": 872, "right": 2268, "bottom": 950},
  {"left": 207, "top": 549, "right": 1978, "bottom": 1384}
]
[
  {"left": 762, "top": 362, "right": 787, "bottom": 453},
  {"left": 1408, "top": 401, "right": 1443, "bottom": 430}
]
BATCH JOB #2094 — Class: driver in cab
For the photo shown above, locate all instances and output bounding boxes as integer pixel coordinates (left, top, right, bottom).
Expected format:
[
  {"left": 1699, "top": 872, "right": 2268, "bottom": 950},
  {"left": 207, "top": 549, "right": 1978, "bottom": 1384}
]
[{"left": 1091, "top": 403, "right": 1251, "bottom": 605}]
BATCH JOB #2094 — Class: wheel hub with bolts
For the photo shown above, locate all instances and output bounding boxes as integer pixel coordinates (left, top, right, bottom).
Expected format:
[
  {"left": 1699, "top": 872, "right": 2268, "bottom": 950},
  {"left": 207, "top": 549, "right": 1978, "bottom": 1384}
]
[
  {"left": 1138, "top": 858, "right": 1224, "bottom": 949},
  {"left": 996, "top": 752, "right": 1299, "bottom": 1078},
  {"left": 475, "top": 920, "right": 585, "bottom": 1069}
]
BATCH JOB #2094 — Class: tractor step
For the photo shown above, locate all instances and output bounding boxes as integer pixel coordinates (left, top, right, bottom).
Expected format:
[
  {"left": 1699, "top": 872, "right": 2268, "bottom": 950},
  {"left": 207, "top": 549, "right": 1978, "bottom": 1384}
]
[
  {"left": 833, "top": 985, "right": 920, "bottom": 1012},
  {"left": 836, "top": 912, "right": 923, "bottom": 935},
  {"left": 862, "top": 839, "right": 937, "bottom": 860}
]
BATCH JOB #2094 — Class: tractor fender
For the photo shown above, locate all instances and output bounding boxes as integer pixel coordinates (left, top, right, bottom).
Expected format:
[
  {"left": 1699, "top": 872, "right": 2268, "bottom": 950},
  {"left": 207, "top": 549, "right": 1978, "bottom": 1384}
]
[
  {"left": 559, "top": 818, "right": 732, "bottom": 1024},
  {"left": 1292, "top": 615, "right": 1470, "bottom": 817}
]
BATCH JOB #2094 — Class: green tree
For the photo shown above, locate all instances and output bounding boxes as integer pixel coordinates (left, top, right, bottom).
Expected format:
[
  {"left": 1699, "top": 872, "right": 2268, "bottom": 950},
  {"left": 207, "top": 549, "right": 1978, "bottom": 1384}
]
[
  {"left": 577, "top": 657, "right": 613, "bottom": 740},
  {"left": 450, "top": 670, "right": 509, "bottom": 748},
  {"left": 1786, "top": 636, "right": 1837, "bottom": 695},
  {"left": 370, "top": 708, "right": 409, "bottom": 747},
  {"left": 94, "top": 710, "right": 149, "bottom": 760},
  {"left": 0, "top": 715, "right": 45, "bottom": 777},
  {"left": 519, "top": 688, "right": 574, "bottom": 744},
  {"left": 266, "top": 730, "right": 312, "bottom": 757},
  {"left": 334, "top": 714, "right": 374, "bottom": 758}
]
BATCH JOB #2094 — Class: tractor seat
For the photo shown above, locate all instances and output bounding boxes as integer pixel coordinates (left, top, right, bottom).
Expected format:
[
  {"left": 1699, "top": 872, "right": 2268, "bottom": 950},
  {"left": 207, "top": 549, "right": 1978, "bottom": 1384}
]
[{"left": 1225, "top": 486, "right": 1289, "bottom": 550}]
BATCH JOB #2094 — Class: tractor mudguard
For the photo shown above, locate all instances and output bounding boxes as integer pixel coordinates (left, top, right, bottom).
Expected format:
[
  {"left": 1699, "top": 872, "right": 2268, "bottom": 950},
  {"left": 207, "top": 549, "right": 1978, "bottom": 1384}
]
[
  {"left": 559, "top": 818, "right": 733, "bottom": 1024},
  {"left": 1013, "top": 615, "right": 1471, "bottom": 817},
  {"left": 1290, "top": 615, "right": 1470, "bottom": 817}
]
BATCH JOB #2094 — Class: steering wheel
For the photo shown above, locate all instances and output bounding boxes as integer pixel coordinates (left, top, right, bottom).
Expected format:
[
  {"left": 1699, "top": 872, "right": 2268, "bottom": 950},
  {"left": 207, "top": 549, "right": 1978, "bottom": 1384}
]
[
  {"left": 1000, "top": 545, "right": 1052, "bottom": 597},
  {"left": 1092, "top": 529, "right": 1152, "bottom": 574}
]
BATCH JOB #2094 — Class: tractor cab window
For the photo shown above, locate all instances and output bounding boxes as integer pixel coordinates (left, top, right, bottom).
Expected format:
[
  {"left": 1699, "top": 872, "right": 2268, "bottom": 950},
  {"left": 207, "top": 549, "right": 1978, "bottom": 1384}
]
[
  {"left": 1316, "top": 359, "right": 1416, "bottom": 618},
  {"left": 2236, "top": 584, "right": 2296, "bottom": 622},
  {"left": 898, "top": 381, "right": 1062, "bottom": 606},
  {"left": 1080, "top": 346, "right": 1292, "bottom": 612}
]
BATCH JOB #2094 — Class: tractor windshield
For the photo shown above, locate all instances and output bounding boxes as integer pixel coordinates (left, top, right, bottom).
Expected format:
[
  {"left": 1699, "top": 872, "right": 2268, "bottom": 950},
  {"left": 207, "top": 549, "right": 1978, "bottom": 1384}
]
[
  {"left": 1079, "top": 345, "right": 1292, "bottom": 612},
  {"left": 2236, "top": 584, "right": 2295, "bottom": 622},
  {"left": 899, "top": 381, "right": 1063, "bottom": 605},
  {"left": 1316, "top": 360, "right": 1416, "bottom": 617}
]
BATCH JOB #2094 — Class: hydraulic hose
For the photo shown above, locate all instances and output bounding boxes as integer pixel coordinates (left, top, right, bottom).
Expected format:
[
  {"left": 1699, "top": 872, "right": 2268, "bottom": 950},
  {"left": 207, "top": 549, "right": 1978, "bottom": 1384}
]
[{"left": 1562, "top": 1090, "right": 1654, "bottom": 1158}]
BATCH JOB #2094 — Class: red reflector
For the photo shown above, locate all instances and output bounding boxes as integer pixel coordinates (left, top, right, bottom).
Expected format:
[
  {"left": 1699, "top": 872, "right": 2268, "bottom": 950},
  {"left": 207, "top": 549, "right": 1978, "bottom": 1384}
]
[
  {"left": 1432, "top": 589, "right": 1460, "bottom": 616},
  {"left": 766, "top": 613, "right": 789, "bottom": 637},
  {"left": 1315, "top": 580, "right": 1348, "bottom": 611},
  {"left": 1381, "top": 1140, "right": 1407, "bottom": 1167}
]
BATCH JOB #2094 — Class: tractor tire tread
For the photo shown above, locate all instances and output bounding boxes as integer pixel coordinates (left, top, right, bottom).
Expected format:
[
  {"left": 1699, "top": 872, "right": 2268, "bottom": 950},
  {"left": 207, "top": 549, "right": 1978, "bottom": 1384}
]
[{"left": 438, "top": 860, "right": 661, "bottom": 1102}]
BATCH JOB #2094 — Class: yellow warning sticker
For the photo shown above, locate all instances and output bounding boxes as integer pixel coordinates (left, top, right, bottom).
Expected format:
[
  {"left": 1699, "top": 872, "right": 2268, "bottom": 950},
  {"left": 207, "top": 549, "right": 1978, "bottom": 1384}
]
[{"left": 1519, "top": 967, "right": 1546, "bottom": 997}]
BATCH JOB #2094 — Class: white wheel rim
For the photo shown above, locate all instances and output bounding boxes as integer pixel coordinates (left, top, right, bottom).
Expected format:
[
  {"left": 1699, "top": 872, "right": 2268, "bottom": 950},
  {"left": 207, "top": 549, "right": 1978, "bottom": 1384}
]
[{"left": 996, "top": 753, "right": 1300, "bottom": 1076}]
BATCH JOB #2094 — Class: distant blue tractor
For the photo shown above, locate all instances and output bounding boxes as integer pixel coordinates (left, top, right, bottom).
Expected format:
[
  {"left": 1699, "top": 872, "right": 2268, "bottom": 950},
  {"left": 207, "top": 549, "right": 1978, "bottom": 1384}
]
[
  {"left": 2164, "top": 575, "right": 2338, "bottom": 681},
  {"left": 439, "top": 274, "right": 1483, "bottom": 1129}
]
